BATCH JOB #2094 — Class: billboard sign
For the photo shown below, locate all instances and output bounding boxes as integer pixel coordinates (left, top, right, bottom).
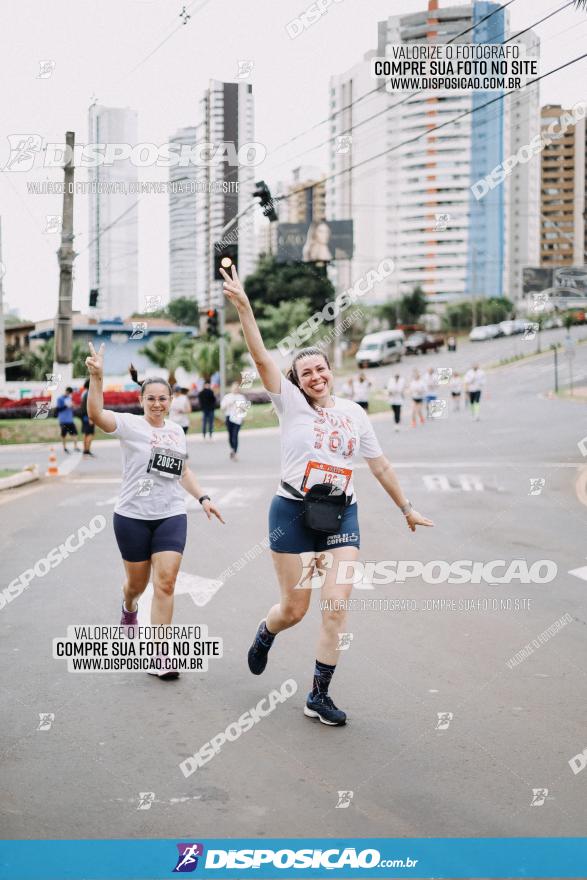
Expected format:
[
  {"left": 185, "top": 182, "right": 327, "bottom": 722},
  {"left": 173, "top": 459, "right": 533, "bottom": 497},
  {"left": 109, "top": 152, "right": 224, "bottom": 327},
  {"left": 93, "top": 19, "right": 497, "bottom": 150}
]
[{"left": 276, "top": 220, "right": 353, "bottom": 263}]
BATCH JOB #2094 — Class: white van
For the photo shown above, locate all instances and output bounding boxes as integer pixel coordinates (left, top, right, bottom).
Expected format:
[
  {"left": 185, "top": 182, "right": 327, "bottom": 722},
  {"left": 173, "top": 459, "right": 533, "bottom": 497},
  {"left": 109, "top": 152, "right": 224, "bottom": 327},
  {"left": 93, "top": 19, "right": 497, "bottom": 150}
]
[{"left": 356, "top": 330, "right": 405, "bottom": 367}]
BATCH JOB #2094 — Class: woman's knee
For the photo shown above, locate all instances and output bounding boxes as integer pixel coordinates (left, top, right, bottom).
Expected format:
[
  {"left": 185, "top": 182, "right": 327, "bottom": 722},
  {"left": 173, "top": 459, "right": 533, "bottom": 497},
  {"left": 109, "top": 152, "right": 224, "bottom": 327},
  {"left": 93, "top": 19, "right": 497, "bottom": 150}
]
[
  {"left": 153, "top": 574, "right": 176, "bottom": 597},
  {"left": 281, "top": 600, "right": 308, "bottom": 627},
  {"left": 321, "top": 608, "right": 347, "bottom": 632}
]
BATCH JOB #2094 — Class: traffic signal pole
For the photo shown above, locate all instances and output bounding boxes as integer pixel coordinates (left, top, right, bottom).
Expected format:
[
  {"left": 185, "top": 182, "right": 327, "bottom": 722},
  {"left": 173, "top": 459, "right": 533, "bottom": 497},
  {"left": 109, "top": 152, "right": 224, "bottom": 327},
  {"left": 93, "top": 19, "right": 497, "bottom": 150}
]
[
  {"left": 216, "top": 203, "right": 257, "bottom": 400},
  {"left": 215, "top": 186, "right": 280, "bottom": 397}
]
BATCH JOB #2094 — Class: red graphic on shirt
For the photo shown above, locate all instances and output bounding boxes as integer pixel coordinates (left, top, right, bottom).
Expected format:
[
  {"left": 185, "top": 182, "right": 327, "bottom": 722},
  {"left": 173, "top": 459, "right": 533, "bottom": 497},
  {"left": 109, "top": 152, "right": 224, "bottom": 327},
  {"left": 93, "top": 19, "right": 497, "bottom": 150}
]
[{"left": 313, "top": 409, "right": 357, "bottom": 460}]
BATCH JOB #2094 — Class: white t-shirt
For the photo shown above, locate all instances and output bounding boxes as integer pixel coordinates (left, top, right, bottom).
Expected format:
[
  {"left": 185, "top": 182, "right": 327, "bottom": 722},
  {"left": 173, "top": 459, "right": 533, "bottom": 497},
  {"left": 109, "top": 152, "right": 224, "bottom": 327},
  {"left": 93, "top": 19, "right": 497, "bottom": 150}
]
[
  {"left": 449, "top": 376, "right": 462, "bottom": 394},
  {"left": 424, "top": 372, "right": 437, "bottom": 394},
  {"left": 106, "top": 412, "right": 188, "bottom": 520},
  {"left": 352, "top": 379, "right": 371, "bottom": 404},
  {"left": 221, "top": 392, "right": 248, "bottom": 425},
  {"left": 464, "top": 369, "right": 486, "bottom": 393},
  {"left": 169, "top": 394, "right": 191, "bottom": 428},
  {"left": 387, "top": 377, "right": 405, "bottom": 405},
  {"left": 409, "top": 378, "right": 427, "bottom": 400},
  {"left": 267, "top": 375, "right": 383, "bottom": 504}
]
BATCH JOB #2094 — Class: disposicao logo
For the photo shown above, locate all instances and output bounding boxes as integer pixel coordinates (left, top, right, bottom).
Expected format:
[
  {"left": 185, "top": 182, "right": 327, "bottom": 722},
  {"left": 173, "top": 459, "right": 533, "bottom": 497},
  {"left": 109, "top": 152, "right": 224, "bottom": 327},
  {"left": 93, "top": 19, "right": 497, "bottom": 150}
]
[{"left": 173, "top": 843, "right": 204, "bottom": 873}]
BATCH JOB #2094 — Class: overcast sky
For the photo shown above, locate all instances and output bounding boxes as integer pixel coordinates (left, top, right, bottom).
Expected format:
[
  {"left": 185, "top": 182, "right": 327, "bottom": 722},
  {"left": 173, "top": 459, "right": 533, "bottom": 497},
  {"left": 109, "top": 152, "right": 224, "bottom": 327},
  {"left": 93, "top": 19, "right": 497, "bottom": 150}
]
[{"left": 1, "top": 0, "right": 586, "bottom": 321}]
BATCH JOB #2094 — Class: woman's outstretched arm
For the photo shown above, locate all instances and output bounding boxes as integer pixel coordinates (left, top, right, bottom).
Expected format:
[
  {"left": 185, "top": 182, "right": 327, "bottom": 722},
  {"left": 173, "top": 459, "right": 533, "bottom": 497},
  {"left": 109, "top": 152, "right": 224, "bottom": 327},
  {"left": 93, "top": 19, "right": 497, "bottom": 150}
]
[{"left": 220, "top": 265, "right": 281, "bottom": 394}]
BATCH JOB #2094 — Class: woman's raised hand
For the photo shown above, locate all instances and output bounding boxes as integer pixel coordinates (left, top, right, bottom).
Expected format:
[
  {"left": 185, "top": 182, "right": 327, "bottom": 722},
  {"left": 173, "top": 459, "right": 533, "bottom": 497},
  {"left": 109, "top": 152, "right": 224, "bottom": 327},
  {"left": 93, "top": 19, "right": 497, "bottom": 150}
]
[
  {"left": 220, "top": 264, "right": 248, "bottom": 309},
  {"left": 86, "top": 342, "right": 105, "bottom": 377}
]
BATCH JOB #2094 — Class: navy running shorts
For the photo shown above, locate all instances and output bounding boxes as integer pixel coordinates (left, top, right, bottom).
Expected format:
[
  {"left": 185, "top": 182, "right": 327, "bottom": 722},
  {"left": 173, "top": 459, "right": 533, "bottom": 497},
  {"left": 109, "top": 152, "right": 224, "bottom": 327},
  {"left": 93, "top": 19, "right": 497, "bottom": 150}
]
[
  {"left": 113, "top": 513, "right": 187, "bottom": 562},
  {"left": 268, "top": 495, "right": 360, "bottom": 554}
]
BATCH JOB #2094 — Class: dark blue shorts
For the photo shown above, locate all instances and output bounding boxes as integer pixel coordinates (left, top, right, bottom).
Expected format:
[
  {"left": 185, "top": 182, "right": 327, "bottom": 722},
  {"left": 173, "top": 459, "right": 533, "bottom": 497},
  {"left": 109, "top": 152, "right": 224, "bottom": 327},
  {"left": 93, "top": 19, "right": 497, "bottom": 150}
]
[
  {"left": 269, "top": 495, "right": 360, "bottom": 554},
  {"left": 113, "top": 513, "right": 187, "bottom": 562}
]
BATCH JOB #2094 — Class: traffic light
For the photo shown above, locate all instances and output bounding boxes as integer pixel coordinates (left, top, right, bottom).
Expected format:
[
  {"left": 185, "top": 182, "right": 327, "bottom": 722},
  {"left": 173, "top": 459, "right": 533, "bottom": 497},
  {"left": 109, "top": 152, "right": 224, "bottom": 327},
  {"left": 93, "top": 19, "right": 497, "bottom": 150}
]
[
  {"left": 206, "top": 308, "right": 219, "bottom": 337},
  {"left": 89, "top": 288, "right": 99, "bottom": 308},
  {"left": 252, "top": 180, "right": 278, "bottom": 222},
  {"left": 214, "top": 242, "right": 238, "bottom": 280}
]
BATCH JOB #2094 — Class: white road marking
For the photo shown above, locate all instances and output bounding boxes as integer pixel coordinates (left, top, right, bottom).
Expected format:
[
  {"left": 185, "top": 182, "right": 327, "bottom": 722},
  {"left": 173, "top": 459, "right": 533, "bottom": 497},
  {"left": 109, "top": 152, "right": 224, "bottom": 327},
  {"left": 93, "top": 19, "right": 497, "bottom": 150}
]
[
  {"left": 422, "top": 474, "right": 485, "bottom": 491},
  {"left": 569, "top": 562, "right": 587, "bottom": 582},
  {"left": 575, "top": 465, "right": 587, "bottom": 508},
  {"left": 136, "top": 572, "right": 224, "bottom": 625}
]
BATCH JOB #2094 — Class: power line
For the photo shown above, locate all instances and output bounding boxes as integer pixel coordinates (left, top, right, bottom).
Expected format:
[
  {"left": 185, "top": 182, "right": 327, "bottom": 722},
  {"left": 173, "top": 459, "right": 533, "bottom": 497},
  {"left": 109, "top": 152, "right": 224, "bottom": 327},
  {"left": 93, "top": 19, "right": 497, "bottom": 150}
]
[
  {"left": 265, "top": 0, "right": 577, "bottom": 181},
  {"left": 267, "top": 0, "right": 520, "bottom": 158}
]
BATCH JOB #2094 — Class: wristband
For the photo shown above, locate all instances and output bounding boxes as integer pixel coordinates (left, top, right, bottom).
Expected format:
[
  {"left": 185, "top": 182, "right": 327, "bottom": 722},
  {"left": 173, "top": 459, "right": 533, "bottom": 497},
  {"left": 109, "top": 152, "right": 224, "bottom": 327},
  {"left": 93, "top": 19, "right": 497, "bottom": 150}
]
[
  {"left": 400, "top": 500, "right": 413, "bottom": 516},
  {"left": 198, "top": 495, "right": 211, "bottom": 505}
]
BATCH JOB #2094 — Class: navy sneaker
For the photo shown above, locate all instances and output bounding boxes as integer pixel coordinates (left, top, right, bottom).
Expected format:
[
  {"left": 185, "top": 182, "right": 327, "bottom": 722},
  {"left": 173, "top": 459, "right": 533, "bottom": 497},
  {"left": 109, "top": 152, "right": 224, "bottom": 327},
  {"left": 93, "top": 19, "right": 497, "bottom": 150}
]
[
  {"left": 247, "top": 619, "right": 273, "bottom": 675},
  {"left": 304, "top": 691, "right": 347, "bottom": 726}
]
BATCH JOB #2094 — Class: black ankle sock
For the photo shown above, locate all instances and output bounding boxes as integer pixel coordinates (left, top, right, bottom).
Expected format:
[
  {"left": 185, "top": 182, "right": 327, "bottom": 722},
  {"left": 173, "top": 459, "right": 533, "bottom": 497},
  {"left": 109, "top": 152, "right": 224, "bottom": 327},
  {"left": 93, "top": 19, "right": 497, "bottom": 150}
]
[
  {"left": 312, "top": 659, "right": 336, "bottom": 697},
  {"left": 256, "top": 621, "right": 275, "bottom": 649}
]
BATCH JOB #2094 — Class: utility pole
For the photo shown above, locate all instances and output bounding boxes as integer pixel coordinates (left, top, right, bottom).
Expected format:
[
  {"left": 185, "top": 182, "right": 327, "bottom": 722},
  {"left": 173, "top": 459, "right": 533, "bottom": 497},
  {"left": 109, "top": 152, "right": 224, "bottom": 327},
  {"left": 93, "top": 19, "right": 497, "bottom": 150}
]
[
  {"left": 0, "top": 217, "right": 6, "bottom": 386},
  {"left": 53, "top": 131, "right": 76, "bottom": 389}
]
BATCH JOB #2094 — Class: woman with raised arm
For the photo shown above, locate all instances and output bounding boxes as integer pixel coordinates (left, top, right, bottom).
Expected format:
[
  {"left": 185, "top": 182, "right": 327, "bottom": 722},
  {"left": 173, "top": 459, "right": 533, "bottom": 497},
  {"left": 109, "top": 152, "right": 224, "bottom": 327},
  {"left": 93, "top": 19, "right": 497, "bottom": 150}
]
[
  {"left": 220, "top": 266, "right": 433, "bottom": 726},
  {"left": 85, "top": 342, "right": 225, "bottom": 680}
]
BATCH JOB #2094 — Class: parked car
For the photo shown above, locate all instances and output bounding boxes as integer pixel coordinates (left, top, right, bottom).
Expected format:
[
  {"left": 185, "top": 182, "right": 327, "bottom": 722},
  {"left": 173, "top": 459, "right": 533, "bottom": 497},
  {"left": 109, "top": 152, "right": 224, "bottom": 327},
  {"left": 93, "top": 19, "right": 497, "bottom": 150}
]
[
  {"left": 404, "top": 332, "right": 444, "bottom": 355},
  {"left": 355, "top": 330, "right": 405, "bottom": 368},
  {"left": 512, "top": 319, "right": 527, "bottom": 334},
  {"left": 499, "top": 320, "right": 516, "bottom": 336},
  {"left": 469, "top": 325, "right": 491, "bottom": 341},
  {"left": 486, "top": 324, "right": 502, "bottom": 338}
]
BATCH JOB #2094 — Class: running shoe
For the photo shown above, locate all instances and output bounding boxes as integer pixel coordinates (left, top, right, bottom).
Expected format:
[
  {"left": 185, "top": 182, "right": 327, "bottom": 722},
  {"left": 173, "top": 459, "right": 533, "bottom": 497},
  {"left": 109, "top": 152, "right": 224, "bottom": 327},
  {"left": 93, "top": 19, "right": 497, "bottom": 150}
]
[
  {"left": 304, "top": 692, "right": 347, "bottom": 726},
  {"left": 147, "top": 655, "right": 180, "bottom": 680},
  {"left": 247, "top": 619, "right": 273, "bottom": 675},
  {"left": 120, "top": 602, "right": 138, "bottom": 636}
]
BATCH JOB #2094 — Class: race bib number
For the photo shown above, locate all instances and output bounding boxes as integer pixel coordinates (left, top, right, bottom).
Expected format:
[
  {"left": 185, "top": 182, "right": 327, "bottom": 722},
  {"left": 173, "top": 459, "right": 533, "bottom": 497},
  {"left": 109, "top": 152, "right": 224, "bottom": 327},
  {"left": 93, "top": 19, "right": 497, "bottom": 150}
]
[
  {"left": 300, "top": 460, "right": 352, "bottom": 493},
  {"left": 147, "top": 446, "right": 186, "bottom": 479}
]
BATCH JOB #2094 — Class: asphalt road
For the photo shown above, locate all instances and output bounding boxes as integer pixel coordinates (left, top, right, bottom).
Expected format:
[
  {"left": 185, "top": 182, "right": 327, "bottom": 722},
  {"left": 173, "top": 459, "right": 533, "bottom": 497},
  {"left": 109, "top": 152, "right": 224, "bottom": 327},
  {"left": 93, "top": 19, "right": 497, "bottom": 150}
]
[{"left": 1, "top": 340, "right": 586, "bottom": 847}]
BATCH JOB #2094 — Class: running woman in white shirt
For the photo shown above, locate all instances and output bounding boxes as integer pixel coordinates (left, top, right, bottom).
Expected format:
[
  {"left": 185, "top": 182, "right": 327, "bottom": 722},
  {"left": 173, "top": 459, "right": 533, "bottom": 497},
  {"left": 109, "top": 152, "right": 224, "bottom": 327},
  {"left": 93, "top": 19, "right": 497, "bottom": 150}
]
[
  {"left": 85, "top": 343, "right": 225, "bottom": 679},
  {"left": 220, "top": 266, "right": 433, "bottom": 726},
  {"left": 220, "top": 383, "right": 248, "bottom": 460},
  {"left": 464, "top": 364, "right": 485, "bottom": 421},
  {"left": 409, "top": 370, "right": 427, "bottom": 428},
  {"left": 386, "top": 374, "right": 405, "bottom": 432},
  {"left": 449, "top": 371, "right": 463, "bottom": 412},
  {"left": 169, "top": 386, "right": 192, "bottom": 434}
]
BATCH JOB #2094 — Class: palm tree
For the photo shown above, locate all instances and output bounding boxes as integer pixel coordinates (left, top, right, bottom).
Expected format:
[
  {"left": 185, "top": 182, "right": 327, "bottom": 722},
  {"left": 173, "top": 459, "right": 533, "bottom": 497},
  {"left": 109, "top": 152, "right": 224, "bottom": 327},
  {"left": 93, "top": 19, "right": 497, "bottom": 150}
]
[
  {"left": 139, "top": 333, "right": 196, "bottom": 386},
  {"left": 20, "top": 339, "right": 88, "bottom": 380},
  {"left": 193, "top": 337, "right": 247, "bottom": 382}
]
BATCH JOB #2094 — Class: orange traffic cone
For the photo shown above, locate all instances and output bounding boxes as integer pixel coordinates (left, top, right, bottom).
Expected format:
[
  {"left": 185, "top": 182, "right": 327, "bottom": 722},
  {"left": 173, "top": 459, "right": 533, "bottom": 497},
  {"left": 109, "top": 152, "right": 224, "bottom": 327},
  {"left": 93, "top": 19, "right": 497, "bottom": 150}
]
[{"left": 46, "top": 447, "right": 59, "bottom": 477}]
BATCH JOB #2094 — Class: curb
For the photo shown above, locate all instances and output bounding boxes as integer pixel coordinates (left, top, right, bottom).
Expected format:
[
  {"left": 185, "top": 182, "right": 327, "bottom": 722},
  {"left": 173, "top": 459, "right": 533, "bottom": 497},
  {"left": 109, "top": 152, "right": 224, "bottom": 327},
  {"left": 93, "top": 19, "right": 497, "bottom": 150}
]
[{"left": 0, "top": 464, "right": 40, "bottom": 491}]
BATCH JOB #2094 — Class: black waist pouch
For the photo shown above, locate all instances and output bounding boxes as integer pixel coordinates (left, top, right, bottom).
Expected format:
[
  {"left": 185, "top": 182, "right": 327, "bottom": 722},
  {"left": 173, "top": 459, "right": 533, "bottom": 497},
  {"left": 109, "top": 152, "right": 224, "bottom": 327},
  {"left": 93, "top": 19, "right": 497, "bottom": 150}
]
[{"left": 281, "top": 481, "right": 349, "bottom": 534}]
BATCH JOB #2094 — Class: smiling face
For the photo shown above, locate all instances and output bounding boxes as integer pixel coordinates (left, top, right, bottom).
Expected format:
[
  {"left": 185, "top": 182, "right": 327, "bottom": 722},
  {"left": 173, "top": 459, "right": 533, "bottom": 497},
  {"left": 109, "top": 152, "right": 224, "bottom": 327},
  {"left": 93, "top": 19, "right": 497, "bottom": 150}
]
[
  {"left": 140, "top": 382, "right": 171, "bottom": 424},
  {"left": 294, "top": 353, "right": 333, "bottom": 403}
]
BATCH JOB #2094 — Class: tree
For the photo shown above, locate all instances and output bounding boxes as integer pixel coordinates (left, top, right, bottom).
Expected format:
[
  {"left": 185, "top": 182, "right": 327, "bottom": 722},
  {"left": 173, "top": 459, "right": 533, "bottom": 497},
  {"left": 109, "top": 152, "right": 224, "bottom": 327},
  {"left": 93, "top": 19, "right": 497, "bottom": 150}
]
[
  {"left": 139, "top": 333, "right": 196, "bottom": 386},
  {"left": 20, "top": 339, "right": 88, "bottom": 380},
  {"left": 399, "top": 286, "right": 427, "bottom": 325},
  {"left": 443, "top": 302, "right": 473, "bottom": 331},
  {"left": 193, "top": 337, "right": 247, "bottom": 383},
  {"left": 477, "top": 297, "right": 514, "bottom": 325},
  {"left": 244, "top": 254, "right": 335, "bottom": 315},
  {"left": 375, "top": 300, "right": 399, "bottom": 329},
  {"left": 167, "top": 297, "right": 200, "bottom": 326},
  {"left": 256, "top": 298, "right": 313, "bottom": 349}
]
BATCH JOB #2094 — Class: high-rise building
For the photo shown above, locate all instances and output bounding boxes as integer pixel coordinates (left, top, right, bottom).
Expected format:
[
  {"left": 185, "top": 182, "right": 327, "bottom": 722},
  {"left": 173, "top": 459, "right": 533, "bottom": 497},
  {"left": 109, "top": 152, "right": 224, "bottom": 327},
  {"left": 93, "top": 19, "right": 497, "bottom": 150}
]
[
  {"left": 169, "top": 126, "right": 199, "bottom": 301},
  {"left": 504, "top": 31, "right": 541, "bottom": 301},
  {"left": 285, "top": 166, "right": 327, "bottom": 223},
  {"left": 88, "top": 103, "right": 138, "bottom": 319},
  {"left": 194, "top": 80, "right": 255, "bottom": 308},
  {"left": 540, "top": 105, "right": 586, "bottom": 268},
  {"left": 328, "top": 1, "right": 541, "bottom": 305}
]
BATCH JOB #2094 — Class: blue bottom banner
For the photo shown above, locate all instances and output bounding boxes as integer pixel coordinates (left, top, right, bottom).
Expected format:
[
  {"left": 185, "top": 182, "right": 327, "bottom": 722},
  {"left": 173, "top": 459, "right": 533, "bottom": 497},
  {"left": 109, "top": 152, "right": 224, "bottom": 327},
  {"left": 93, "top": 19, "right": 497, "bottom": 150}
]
[{"left": 1, "top": 838, "right": 587, "bottom": 878}]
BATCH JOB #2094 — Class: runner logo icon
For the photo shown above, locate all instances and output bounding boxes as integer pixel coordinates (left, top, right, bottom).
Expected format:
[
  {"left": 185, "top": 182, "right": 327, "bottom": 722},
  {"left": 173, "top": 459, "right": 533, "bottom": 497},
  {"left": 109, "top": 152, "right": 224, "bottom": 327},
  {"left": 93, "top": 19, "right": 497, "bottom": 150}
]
[{"left": 173, "top": 843, "right": 204, "bottom": 872}]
